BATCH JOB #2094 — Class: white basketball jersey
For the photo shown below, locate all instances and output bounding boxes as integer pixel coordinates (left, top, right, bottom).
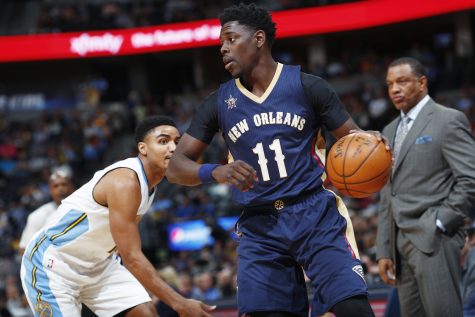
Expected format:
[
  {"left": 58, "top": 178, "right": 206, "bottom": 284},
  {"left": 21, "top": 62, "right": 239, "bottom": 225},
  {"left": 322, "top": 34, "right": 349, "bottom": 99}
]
[{"left": 42, "top": 157, "right": 156, "bottom": 268}]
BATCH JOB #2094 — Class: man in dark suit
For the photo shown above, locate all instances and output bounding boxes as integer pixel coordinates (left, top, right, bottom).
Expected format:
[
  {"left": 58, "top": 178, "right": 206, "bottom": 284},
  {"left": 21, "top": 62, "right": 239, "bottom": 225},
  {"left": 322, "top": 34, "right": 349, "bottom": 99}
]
[{"left": 376, "top": 57, "right": 475, "bottom": 317}]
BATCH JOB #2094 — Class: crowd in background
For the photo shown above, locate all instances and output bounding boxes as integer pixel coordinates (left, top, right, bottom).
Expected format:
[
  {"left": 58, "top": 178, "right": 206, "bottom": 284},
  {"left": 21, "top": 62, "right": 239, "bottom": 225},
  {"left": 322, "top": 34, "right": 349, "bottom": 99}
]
[{"left": 32, "top": 0, "right": 359, "bottom": 34}]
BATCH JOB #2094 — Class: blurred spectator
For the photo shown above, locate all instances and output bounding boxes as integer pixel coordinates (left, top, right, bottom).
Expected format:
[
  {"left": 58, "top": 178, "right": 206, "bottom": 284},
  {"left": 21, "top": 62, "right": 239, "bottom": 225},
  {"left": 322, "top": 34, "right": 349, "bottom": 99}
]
[
  {"left": 216, "top": 267, "right": 236, "bottom": 298},
  {"left": 191, "top": 272, "right": 221, "bottom": 301},
  {"left": 0, "top": 287, "right": 11, "bottom": 317},
  {"left": 177, "top": 273, "right": 194, "bottom": 299},
  {"left": 175, "top": 194, "right": 199, "bottom": 219},
  {"left": 192, "top": 247, "right": 219, "bottom": 275},
  {"left": 137, "top": 209, "right": 161, "bottom": 266},
  {"left": 155, "top": 266, "right": 180, "bottom": 317},
  {"left": 5, "top": 276, "right": 32, "bottom": 317},
  {"left": 367, "top": 88, "right": 391, "bottom": 131},
  {"left": 0, "top": 204, "right": 15, "bottom": 258},
  {"left": 18, "top": 166, "right": 74, "bottom": 256}
]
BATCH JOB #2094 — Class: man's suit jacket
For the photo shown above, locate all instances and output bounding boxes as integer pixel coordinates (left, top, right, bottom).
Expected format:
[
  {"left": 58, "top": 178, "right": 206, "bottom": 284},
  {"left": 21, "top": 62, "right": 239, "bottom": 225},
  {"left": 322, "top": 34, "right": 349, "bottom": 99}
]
[{"left": 376, "top": 98, "right": 475, "bottom": 261}]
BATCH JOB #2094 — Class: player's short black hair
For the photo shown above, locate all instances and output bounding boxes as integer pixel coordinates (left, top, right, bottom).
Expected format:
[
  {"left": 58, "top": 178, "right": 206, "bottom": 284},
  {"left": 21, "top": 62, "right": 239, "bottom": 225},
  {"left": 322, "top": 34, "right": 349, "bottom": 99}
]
[
  {"left": 219, "top": 3, "right": 276, "bottom": 48},
  {"left": 388, "top": 57, "right": 427, "bottom": 78},
  {"left": 135, "top": 116, "right": 176, "bottom": 143}
]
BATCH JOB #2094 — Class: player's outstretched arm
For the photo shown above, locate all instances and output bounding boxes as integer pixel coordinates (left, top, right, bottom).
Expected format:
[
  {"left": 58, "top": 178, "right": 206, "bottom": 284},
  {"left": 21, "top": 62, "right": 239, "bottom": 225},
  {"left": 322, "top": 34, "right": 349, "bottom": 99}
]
[
  {"left": 167, "top": 133, "right": 258, "bottom": 191},
  {"left": 167, "top": 133, "right": 209, "bottom": 185},
  {"left": 105, "top": 169, "right": 215, "bottom": 317}
]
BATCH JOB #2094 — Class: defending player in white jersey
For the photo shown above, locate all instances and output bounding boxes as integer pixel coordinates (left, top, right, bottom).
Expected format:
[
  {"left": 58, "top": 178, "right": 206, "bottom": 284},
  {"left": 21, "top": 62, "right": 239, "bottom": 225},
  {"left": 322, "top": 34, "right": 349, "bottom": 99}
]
[{"left": 20, "top": 116, "right": 215, "bottom": 317}]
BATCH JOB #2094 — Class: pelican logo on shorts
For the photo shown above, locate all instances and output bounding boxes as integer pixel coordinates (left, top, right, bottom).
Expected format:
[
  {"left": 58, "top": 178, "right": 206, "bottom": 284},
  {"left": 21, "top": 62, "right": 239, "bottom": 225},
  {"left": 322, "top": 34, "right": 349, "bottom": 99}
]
[
  {"left": 274, "top": 199, "right": 284, "bottom": 210},
  {"left": 352, "top": 264, "right": 366, "bottom": 283},
  {"left": 35, "top": 300, "right": 52, "bottom": 317},
  {"left": 225, "top": 94, "right": 237, "bottom": 110}
]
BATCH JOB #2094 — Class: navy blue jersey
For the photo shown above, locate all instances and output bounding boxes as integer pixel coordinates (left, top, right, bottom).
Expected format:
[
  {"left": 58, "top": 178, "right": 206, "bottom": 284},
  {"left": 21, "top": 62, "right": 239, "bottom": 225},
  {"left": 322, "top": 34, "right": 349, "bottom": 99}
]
[{"left": 187, "top": 63, "right": 349, "bottom": 206}]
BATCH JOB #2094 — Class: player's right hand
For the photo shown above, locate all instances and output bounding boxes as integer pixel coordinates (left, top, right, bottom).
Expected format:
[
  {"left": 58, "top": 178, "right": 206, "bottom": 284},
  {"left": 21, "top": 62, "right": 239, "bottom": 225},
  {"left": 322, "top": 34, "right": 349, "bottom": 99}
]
[
  {"left": 378, "top": 258, "right": 396, "bottom": 286},
  {"left": 175, "top": 298, "right": 216, "bottom": 317},
  {"left": 212, "top": 160, "right": 258, "bottom": 192},
  {"left": 350, "top": 129, "right": 391, "bottom": 151}
]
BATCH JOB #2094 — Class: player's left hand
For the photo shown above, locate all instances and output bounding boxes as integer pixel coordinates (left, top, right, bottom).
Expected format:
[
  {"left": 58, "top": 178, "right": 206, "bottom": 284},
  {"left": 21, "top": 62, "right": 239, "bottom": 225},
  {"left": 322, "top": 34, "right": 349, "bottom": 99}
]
[
  {"left": 212, "top": 160, "right": 258, "bottom": 192},
  {"left": 350, "top": 129, "right": 391, "bottom": 151}
]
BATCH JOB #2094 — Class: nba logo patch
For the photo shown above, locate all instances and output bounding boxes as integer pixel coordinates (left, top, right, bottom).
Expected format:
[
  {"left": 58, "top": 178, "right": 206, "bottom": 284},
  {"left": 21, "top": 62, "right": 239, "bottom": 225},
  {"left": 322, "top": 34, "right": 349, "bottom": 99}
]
[{"left": 352, "top": 264, "right": 366, "bottom": 283}]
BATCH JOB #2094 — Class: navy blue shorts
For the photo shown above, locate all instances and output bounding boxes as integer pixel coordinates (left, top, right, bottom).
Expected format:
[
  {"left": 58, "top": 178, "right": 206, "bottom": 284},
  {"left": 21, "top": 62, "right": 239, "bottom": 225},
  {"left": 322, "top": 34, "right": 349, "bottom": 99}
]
[{"left": 235, "top": 189, "right": 368, "bottom": 317}]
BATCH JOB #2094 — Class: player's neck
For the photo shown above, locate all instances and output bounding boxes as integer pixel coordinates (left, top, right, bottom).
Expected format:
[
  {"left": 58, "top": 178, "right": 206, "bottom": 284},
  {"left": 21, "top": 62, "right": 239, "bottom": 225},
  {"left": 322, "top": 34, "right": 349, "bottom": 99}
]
[
  {"left": 138, "top": 156, "right": 165, "bottom": 189},
  {"left": 241, "top": 58, "right": 278, "bottom": 96}
]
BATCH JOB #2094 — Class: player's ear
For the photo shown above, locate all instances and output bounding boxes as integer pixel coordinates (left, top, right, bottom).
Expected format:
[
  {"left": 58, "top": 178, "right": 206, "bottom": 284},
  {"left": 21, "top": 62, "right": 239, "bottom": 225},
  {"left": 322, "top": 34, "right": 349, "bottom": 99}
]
[
  {"left": 138, "top": 142, "right": 147, "bottom": 155},
  {"left": 255, "top": 30, "right": 265, "bottom": 49}
]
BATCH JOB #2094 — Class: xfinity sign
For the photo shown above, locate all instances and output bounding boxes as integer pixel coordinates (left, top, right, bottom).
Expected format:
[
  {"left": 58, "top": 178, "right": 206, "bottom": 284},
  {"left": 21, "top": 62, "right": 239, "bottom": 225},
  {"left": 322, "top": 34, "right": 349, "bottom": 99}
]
[{"left": 70, "top": 33, "right": 124, "bottom": 56}]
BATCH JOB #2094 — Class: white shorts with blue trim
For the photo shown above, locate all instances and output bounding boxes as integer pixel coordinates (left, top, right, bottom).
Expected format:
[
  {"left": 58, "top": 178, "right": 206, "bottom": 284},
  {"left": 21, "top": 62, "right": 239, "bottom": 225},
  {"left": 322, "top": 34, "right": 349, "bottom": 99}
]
[{"left": 21, "top": 232, "right": 151, "bottom": 317}]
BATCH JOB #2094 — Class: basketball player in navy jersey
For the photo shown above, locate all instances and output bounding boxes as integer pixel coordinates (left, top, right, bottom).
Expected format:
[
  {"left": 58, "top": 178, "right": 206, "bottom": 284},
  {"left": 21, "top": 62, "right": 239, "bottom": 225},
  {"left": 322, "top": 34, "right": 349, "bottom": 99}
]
[{"left": 167, "top": 3, "right": 375, "bottom": 317}]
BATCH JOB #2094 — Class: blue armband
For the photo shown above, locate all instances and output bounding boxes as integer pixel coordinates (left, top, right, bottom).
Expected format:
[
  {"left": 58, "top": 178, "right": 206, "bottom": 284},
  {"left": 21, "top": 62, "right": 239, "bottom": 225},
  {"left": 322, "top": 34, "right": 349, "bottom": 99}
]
[{"left": 198, "top": 164, "right": 220, "bottom": 184}]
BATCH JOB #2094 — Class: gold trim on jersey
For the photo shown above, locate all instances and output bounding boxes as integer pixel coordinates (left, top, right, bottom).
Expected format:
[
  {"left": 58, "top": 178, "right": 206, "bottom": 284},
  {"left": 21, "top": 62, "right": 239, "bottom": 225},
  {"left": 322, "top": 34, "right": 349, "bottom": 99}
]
[
  {"left": 314, "top": 129, "right": 327, "bottom": 182},
  {"left": 326, "top": 188, "right": 360, "bottom": 259},
  {"left": 235, "top": 63, "right": 283, "bottom": 104},
  {"left": 31, "top": 266, "right": 42, "bottom": 302},
  {"left": 31, "top": 266, "right": 53, "bottom": 317},
  {"left": 29, "top": 235, "right": 47, "bottom": 261},
  {"left": 49, "top": 213, "right": 88, "bottom": 241}
]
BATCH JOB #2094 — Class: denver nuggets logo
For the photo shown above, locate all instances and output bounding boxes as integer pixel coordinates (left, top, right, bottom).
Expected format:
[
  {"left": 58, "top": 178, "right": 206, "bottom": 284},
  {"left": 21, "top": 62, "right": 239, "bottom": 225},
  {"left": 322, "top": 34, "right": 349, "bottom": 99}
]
[
  {"left": 35, "top": 300, "right": 52, "bottom": 317},
  {"left": 274, "top": 200, "right": 284, "bottom": 210}
]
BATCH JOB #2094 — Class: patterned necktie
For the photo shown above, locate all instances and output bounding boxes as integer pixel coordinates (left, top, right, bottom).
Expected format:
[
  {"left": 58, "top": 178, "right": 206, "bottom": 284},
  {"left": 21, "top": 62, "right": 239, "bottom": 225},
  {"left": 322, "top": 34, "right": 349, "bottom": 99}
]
[{"left": 393, "top": 116, "right": 411, "bottom": 163}]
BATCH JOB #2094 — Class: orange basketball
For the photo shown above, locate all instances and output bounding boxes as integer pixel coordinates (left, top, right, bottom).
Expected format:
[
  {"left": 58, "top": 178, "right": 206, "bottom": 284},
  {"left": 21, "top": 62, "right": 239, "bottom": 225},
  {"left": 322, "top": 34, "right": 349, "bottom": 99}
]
[{"left": 326, "top": 132, "right": 392, "bottom": 198}]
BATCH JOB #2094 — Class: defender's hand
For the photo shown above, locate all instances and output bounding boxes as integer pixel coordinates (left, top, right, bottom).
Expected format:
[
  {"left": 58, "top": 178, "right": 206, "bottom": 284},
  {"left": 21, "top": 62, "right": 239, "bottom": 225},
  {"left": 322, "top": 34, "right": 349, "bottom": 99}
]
[
  {"left": 175, "top": 298, "right": 216, "bottom": 317},
  {"left": 212, "top": 160, "right": 258, "bottom": 192}
]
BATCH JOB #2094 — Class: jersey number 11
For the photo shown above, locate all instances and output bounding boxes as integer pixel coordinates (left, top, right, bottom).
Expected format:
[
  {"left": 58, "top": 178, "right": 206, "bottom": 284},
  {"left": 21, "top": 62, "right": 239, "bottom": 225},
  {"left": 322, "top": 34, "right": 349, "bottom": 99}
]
[{"left": 252, "top": 139, "right": 287, "bottom": 181}]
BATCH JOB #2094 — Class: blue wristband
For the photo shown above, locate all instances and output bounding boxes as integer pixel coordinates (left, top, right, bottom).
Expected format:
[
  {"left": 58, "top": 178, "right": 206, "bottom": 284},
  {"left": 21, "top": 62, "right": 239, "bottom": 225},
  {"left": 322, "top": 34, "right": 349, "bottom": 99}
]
[{"left": 198, "top": 164, "right": 220, "bottom": 184}]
